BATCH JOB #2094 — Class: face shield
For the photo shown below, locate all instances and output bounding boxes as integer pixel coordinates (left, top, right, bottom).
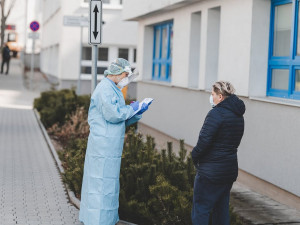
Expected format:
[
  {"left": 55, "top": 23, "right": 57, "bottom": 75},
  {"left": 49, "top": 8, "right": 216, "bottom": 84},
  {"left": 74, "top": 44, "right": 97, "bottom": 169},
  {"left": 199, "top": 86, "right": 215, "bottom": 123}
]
[
  {"left": 117, "top": 68, "right": 139, "bottom": 89},
  {"left": 128, "top": 68, "right": 139, "bottom": 83}
]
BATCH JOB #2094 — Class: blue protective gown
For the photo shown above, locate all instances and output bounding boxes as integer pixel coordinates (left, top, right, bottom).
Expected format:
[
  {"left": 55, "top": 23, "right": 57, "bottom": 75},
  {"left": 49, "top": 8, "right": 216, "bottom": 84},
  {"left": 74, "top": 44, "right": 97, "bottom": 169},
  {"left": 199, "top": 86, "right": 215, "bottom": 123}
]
[{"left": 79, "top": 78, "right": 141, "bottom": 225}]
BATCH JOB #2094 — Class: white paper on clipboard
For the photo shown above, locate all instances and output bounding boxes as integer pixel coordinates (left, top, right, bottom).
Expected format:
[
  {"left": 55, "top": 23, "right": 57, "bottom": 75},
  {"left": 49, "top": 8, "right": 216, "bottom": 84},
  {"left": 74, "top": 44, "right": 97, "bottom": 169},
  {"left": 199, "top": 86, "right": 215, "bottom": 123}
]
[{"left": 129, "top": 98, "right": 153, "bottom": 119}]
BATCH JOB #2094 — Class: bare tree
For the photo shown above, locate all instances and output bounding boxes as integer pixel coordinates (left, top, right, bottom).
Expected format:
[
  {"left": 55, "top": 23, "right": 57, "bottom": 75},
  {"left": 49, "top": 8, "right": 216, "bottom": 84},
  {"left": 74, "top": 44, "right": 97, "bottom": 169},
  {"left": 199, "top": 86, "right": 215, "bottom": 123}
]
[{"left": 0, "top": 0, "right": 16, "bottom": 50}]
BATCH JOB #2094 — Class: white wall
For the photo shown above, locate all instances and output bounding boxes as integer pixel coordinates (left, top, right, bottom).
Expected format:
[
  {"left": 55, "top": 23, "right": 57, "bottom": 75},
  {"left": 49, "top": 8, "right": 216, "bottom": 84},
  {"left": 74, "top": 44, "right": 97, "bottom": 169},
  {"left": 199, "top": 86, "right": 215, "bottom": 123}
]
[
  {"left": 126, "top": 0, "right": 300, "bottom": 198},
  {"left": 123, "top": 0, "right": 199, "bottom": 21},
  {"left": 137, "top": 0, "right": 252, "bottom": 96},
  {"left": 58, "top": 0, "right": 83, "bottom": 81},
  {"left": 188, "top": 11, "right": 201, "bottom": 89},
  {"left": 248, "top": 0, "right": 271, "bottom": 97},
  {"left": 238, "top": 99, "right": 300, "bottom": 197},
  {"left": 5, "top": 0, "right": 42, "bottom": 53},
  {"left": 217, "top": 0, "right": 253, "bottom": 96},
  {"left": 5, "top": 1, "right": 27, "bottom": 49},
  {"left": 40, "top": 0, "right": 138, "bottom": 86},
  {"left": 40, "top": 0, "right": 64, "bottom": 78},
  {"left": 205, "top": 6, "right": 221, "bottom": 90}
]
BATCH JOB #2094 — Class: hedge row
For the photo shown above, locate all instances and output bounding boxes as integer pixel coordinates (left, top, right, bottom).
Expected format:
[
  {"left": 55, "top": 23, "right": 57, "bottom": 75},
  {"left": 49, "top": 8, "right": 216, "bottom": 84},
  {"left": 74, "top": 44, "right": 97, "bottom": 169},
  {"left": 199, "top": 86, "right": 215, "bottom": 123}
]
[{"left": 34, "top": 89, "right": 243, "bottom": 225}]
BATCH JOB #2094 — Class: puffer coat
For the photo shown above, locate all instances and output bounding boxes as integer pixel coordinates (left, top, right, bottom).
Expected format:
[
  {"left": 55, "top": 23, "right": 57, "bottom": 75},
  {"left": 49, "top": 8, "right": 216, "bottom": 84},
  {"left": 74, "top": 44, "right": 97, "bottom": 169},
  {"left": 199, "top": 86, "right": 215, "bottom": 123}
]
[{"left": 192, "top": 94, "right": 245, "bottom": 184}]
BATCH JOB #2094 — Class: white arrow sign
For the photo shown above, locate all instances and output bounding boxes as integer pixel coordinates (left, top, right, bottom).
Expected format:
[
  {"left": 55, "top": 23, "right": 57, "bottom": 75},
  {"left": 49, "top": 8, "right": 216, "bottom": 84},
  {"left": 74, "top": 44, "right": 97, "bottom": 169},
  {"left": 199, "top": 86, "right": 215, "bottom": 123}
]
[
  {"left": 28, "top": 32, "right": 39, "bottom": 39},
  {"left": 89, "top": 0, "right": 102, "bottom": 45},
  {"left": 63, "top": 16, "right": 89, "bottom": 27}
]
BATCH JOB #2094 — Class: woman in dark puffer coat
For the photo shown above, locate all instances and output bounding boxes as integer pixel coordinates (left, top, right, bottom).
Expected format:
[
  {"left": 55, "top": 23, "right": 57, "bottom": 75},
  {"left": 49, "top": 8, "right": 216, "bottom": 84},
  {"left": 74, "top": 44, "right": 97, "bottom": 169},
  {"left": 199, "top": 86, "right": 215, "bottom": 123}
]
[{"left": 191, "top": 81, "right": 245, "bottom": 225}]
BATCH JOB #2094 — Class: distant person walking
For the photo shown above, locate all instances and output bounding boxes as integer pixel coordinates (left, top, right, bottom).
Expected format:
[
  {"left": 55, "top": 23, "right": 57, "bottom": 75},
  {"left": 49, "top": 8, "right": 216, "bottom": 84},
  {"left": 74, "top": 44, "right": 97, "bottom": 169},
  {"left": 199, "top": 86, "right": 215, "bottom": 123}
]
[
  {"left": 191, "top": 81, "right": 245, "bottom": 225},
  {"left": 1, "top": 44, "right": 11, "bottom": 75}
]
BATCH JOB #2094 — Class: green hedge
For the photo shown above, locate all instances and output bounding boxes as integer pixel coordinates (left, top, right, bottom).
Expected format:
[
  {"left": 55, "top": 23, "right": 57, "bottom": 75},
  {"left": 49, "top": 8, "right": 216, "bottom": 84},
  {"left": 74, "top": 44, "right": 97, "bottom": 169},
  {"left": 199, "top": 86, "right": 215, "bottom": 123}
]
[
  {"left": 58, "top": 138, "right": 87, "bottom": 198},
  {"left": 34, "top": 89, "right": 90, "bottom": 128},
  {"left": 34, "top": 89, "right": 243, "bottom": 225},
  {"left": 119, "top": 130, "right": 195, "bottom": 225}
]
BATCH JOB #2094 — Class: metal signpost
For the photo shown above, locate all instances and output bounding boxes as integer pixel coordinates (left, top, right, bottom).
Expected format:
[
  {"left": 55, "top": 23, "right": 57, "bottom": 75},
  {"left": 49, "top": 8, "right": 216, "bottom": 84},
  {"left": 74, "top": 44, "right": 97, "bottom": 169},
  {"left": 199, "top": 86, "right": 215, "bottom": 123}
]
[
  {"left": 29, "top": 21, "right": 40, "bottom": 89},
  {"left": 89, "top": 0, "right": 102, "bottom": 93},
  {"left": 63, "top": 16, "right": 89, "bottom": 95}
]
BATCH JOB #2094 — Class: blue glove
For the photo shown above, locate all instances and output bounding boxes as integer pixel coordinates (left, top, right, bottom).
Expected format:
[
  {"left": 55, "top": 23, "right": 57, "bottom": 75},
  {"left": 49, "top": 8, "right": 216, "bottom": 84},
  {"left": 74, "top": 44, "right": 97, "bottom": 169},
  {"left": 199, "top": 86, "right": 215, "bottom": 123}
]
[
  {"left": 137, "top": 103, "right": 148, "bottom": 115},
  {"left": 130, "top": 101, "right": 139, "bottom": 111}
]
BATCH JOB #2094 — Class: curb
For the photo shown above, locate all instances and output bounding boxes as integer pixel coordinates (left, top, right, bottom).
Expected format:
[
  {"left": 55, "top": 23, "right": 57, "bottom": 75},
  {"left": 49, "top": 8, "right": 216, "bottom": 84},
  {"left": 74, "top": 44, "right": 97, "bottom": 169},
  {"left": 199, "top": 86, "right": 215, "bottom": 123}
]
[
  {"left": 33, "top": 109, "right": 81, "bottom": 208},
  {"left": 33, "top": 109, "right": 137, "bottom": 225}
]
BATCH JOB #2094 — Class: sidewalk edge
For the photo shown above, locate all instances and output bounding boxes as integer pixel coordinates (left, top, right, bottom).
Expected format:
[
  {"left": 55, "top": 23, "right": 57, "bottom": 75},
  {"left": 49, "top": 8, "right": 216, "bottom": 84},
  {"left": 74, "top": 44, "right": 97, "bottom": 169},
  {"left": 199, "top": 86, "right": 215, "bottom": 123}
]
[{"left": 33, "top": 109, "right": 81, "bottom": 209}]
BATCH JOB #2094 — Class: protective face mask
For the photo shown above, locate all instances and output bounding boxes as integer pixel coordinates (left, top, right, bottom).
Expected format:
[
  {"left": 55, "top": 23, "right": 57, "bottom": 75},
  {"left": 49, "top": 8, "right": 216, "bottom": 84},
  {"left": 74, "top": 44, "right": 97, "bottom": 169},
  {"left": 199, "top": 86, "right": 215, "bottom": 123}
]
[
  {"left": 117, "top": 77, "right": 129, "bottom": 89},
  {"left": 209, "top": 95, "right": 216, "bottom": 107}
]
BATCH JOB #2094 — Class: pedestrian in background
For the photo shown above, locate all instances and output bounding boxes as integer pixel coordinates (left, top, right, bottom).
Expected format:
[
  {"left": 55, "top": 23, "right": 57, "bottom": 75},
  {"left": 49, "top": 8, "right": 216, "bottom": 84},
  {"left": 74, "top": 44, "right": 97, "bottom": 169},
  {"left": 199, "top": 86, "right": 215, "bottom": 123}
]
[
  {"left": 191, "top": 81, "right": 245, "bottom": 225},
  {"left": 79, "top": 58, "right": 149, "bottom": 225},
  {"left": 1, "top": 44, "right": 11, "bottom": 75}
]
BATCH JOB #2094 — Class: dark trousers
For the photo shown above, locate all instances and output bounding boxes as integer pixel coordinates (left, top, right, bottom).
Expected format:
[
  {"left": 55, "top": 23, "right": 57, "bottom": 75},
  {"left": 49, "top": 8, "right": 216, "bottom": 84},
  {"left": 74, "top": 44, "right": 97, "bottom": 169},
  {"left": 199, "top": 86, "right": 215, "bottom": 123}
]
[
  {"left": 1, "top": 59, "right": 10, "bottom": 74},
  {"left": 192, "top": 172, "right": 233, "bottom": 225}
]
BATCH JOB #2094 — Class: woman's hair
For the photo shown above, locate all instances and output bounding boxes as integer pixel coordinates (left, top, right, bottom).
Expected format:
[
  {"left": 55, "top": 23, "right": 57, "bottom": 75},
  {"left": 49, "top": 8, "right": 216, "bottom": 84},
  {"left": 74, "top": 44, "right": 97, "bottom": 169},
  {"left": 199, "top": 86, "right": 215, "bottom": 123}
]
[{"left": 212, "top": 81, "right": 235, "bottom": 97}]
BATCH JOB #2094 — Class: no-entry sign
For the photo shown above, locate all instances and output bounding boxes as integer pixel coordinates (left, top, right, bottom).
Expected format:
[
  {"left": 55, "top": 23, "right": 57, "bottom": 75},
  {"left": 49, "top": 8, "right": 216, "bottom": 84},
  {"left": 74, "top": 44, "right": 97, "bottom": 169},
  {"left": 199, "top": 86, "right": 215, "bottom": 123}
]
[{"left": 30, "top": 21, "right": 40, "bottom": 32}]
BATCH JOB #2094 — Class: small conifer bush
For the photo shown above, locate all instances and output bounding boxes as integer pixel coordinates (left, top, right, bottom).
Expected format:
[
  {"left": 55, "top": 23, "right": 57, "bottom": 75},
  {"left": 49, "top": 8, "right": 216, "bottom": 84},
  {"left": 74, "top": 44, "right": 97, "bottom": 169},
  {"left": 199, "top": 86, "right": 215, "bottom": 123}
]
[{"left": 34, "top": 90, "right": 243, "bottom": 225}]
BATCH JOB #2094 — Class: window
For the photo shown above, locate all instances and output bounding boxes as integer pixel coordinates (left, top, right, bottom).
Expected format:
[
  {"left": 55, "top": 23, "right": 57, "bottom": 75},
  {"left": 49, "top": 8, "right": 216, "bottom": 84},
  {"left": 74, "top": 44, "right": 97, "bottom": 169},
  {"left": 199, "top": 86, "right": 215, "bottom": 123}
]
[
  {"left": 134, "top": 48, "right": 137, "bottom": 63},
  {"left": 82, "top": 47, "right": 92, "bottom": 60},
  {"left": 118, "top": 48, "right": 129, "bottom": 60},
  {"left": 84, "top": 0, "right": 109, "bottom": 3},
  {"left": 189, "top": 11, "right": 202, "bottom": 88},
  {"left": 205, "top": 7, "right": 220, "bottom": 90},
  {"left": 152, "top": 21, "right": 173, "bottom": 82},
  {"left": 97, "top": 67, "right": 106, "bottom": 74},
  {"left": 8, "top": 33, "right": 16, "bottom": 42},
  {"left": 81, "top": 66, "right": 91, "bottom": 74},
  {"left": 268, "top": 0, "right": 300, "bottom": 99},
  {"left": 82, "top": 47, "right": 108, "bottom": 61},
  {"left": 98, "top": 47, "right": 108, "bottom": 61},
  {"left": 81, "top": 67, "right": 106, "bottom": 75}
]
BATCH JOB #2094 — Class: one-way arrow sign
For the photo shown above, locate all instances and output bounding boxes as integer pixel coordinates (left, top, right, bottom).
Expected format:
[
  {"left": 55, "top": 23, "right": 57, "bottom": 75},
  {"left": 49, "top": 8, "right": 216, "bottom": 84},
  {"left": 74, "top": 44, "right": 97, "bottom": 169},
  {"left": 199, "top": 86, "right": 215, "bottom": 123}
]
[
  {"left": 89, "top": 0, "right": 102, "bottom": 44},
  {"left": 93, "top": 5, "right": 99, "bottom": 39}
]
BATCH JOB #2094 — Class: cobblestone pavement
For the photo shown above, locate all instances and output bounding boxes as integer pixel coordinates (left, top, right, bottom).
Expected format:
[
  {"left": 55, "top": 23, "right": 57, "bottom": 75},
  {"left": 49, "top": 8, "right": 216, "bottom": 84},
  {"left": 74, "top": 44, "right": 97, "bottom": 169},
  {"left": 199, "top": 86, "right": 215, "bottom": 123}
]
[
  {"left": 0, "top": 59, "right": 83, "bottom": 225},
  {"left": 231, "top": 182, "right": 300, "bottom": 225}
]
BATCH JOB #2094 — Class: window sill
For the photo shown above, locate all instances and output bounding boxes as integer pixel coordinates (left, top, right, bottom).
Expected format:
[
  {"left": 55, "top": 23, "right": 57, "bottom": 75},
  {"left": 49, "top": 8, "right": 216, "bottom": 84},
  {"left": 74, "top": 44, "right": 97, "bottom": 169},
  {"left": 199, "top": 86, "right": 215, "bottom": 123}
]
[
  {"left": 140, "top": 81, "right": 212, "bottom": 92},
  {"left": 250, "top": 96, "right": 300, "bottom": 108},
  {"left": 80, "top": 2, "right": 122, "bottom": 10},
  {"left": 140, "top": 79, "right": 172, "bottom": 87},
  {"left": 80, "top": 74, "right": 104, "bottom": 80}
]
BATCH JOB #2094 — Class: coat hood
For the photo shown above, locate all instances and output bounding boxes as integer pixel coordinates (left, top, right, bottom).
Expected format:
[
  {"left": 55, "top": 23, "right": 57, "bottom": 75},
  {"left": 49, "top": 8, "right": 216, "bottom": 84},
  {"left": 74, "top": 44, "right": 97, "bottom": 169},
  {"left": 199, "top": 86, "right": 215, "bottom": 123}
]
[{"left": 216, "top": 94, "right": 245, "bottom": 116}]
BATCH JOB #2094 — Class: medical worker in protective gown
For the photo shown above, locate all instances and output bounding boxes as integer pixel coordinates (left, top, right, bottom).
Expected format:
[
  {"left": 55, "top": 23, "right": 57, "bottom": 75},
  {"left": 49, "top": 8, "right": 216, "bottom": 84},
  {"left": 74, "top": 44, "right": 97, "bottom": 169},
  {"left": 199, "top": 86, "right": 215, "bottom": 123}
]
[{"left": 79, "top": 58, "right": 149, "bottom": 225}]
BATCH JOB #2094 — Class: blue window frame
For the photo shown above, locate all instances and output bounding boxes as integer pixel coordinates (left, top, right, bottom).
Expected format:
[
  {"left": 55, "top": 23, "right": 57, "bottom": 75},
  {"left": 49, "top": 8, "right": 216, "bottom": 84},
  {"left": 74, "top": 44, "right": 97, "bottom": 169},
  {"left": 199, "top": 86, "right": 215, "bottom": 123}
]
[
  {"left": 152, "top": 21, "right": 173, "bottom": 82},
  {"left": 267, "top": 0, "right": 300, "bottom": 99}
]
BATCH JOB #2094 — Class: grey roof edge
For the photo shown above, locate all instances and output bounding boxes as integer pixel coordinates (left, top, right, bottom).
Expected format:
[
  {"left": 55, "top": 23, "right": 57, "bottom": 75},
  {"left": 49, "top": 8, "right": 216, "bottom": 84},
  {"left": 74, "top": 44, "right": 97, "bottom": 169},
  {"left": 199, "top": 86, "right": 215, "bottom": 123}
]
[{"left": 123, "top": 0, "right": 201, "bottom": 21}]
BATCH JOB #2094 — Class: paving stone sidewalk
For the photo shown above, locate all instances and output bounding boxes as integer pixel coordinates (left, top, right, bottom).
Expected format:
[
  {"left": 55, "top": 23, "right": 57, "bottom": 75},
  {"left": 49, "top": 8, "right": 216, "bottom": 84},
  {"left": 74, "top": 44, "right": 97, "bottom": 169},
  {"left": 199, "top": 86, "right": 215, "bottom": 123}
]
[
  {"left": 0, "top": 59, "right": 83, "bottom": 225},
  {"left": 231, "top": 182, "right": 300, "bottom": 225}
]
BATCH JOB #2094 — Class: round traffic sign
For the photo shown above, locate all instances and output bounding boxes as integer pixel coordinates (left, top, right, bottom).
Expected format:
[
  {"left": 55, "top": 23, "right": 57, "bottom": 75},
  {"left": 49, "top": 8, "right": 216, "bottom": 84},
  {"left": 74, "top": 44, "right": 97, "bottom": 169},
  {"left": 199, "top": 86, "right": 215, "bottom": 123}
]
[{"left": 30, "top": 21, "right": 40, "bottom": 32}]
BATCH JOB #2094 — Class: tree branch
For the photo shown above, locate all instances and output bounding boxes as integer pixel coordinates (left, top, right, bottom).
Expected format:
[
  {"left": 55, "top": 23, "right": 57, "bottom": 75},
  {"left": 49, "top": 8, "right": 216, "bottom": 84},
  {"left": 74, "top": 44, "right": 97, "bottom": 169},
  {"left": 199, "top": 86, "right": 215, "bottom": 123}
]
[
  {"left": 1, "top": 0, "right": 5, "bottom": 18},
  {"left": 6, "top": 0, "right": 16, "bottom": 18}
]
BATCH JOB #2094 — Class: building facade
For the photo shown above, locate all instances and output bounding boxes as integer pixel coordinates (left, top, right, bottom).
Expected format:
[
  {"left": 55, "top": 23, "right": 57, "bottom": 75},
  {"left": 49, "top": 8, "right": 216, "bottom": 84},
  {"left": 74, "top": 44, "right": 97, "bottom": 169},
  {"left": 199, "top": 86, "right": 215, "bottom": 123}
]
[
  {"left": 5, "top": 0, "right": 42, "bottom": 56},
  {"left": 40, "top": 0, "right": 137, "bottom": 95},
  {"left": 123, "top": 0, "right": 300, "bottom": 207}
]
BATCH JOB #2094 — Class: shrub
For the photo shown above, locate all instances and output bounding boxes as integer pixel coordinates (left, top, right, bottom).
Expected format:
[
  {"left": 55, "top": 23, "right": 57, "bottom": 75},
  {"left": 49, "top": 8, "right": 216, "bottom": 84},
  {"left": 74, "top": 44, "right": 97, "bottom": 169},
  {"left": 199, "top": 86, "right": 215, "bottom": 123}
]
[
  {"left": 119, "top": 129, "right": 195, "bottom": 225},
  {"left": 48, "top": 107, "right": 89, "bottom": 147},
  {"left": 35, "top": 90, "right": 243, "bottom": 224},
  {"left": 58, "top": 138, "right": 87, "bottom": 198},
  {"left": 34, "top": 89, "right": 90, "bottom": 128},
  {"left": 120, "top": 129, "right": 243, "bottom": 225}
]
